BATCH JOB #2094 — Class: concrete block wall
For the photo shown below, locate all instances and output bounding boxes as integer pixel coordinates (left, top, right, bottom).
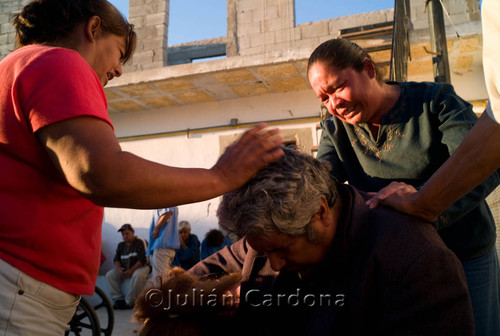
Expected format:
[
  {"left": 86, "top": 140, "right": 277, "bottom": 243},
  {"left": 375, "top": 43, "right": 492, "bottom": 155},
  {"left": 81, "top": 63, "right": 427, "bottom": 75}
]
[
  {"left": 124, "top": 0, "right": 169, "bottom": 72},
  {"left": 228, "top": 0, "right": 295, "bottom": 57},
  {"left": 226, "top": 0, "right": 396, "bottom": 58},
  {"left": 0, "top": 0, "right": 29, "bottom": 61},
  {"left": 129, "top": 0, "right": 477, "bottom": 64},
  {"left": 227, "top": 0, "right": 480, "bottom": 59},
  {"left": 409, "top": 0, "right": 481, "bottom": 34},
  {"left": 1, "top": 0, "right": 482, "bottom": 67}
]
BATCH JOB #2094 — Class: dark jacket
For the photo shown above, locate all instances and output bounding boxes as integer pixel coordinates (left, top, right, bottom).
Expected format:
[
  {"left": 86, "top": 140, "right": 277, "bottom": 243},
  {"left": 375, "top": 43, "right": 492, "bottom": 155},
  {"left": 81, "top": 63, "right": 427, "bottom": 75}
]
[
  {"left": 113, "top": 237, "right": 148, "bottom": 270},
  {"left": 190, "top": 184, "right": 473, "bottom": 336},
  {"left": 173, "top": 234, "right": 201, "bottom": 270}
]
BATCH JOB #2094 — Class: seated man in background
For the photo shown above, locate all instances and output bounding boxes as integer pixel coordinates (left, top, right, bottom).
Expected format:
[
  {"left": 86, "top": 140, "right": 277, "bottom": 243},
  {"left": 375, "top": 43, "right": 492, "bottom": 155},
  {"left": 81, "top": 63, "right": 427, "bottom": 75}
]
[
  {"left": 183, "top": 147, "right": 473, "bottom": 335},
  {"left": 106, "top": 223, "right": 150, "bottom": 309}
]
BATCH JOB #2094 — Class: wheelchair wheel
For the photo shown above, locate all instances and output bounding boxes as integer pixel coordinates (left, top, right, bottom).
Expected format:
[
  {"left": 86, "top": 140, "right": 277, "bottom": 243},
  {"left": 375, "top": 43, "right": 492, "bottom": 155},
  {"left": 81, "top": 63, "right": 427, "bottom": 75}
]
[
  {"left": 94, "top": 286, "right": 115, "bottom": 336},
  {"left": 87, "top": 286, "right": 114, "bottom": 336},
  {"left": 66, "top": 297, "right": 101, "bottom": 336}
]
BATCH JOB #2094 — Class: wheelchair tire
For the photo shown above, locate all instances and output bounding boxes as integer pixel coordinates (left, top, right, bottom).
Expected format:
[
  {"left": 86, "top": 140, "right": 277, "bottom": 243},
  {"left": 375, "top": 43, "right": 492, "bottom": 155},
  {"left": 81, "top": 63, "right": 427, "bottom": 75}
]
[
  {"left": 66, "top": 296, "right": 101, "bottom": 336},
  {"left": 91, "top": 286, "right": 115, "bottom": 336}
]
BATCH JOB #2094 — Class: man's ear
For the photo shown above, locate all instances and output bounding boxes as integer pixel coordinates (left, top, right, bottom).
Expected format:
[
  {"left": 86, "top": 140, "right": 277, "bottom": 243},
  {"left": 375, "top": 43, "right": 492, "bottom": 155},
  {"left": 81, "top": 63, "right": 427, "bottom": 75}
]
[
  {"left": 315, "top": 196, "right": 334, "bottom": 228},
  {"left": 362, "top": 57, "right": 376, "bottom": 79},
  {"left": 85, "top": 16, "right": 102, "bottom": 42}
]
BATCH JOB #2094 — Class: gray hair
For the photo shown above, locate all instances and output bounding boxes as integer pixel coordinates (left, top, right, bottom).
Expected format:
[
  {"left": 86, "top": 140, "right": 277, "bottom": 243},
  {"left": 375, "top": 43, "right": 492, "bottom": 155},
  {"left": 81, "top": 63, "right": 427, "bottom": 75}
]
[
  {"left": 178, "top": 220, "right": 191, "bottom": 232},
  {"left": 217, "top": 147, "right": 338, "bottom": 241}
]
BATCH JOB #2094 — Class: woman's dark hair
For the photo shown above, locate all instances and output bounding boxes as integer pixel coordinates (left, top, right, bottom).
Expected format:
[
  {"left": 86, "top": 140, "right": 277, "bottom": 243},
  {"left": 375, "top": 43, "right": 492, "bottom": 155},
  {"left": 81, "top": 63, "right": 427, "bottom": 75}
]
[
  {"left": 307, "top": 37, "right": 384, "bottom": 82},
  {"left": 12, "top": 0, "right": 136, "bottom": 63},
  {"left": 205, "top": 229, "right": 225, "bottom": 247}
]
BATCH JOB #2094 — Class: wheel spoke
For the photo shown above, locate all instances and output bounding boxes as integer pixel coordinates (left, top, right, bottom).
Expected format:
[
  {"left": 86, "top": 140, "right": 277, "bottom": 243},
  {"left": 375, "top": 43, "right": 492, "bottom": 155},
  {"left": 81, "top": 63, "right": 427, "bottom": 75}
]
[{"left": 94, "top": 302, "right": 105, "bottom": 310}]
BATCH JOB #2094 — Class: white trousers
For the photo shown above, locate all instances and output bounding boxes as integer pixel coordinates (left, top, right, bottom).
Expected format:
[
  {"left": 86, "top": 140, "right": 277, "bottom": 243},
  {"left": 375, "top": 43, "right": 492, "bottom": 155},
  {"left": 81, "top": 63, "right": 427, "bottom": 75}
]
[
  {"left": 105, "top": 265, "right": 150, "bottom": 306},
  {"left": 0, "top": 258, "right": 80, "bottom": 336},
  {"left": 150, "top": 248, "right": 176, "bottom": 284}
]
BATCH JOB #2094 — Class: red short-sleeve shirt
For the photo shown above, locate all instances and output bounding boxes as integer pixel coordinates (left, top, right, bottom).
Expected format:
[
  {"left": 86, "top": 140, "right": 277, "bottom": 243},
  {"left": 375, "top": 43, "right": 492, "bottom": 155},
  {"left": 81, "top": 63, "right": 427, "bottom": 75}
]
[{"left": 0, "top": 45, "right": 113, "bottom": 295}]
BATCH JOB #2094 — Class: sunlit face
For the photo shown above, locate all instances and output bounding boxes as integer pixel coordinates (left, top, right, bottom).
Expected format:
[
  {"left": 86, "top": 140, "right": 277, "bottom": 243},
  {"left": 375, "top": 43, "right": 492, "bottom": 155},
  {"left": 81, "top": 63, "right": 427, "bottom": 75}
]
[
  {"left": 87, "top": 32, "right": 126, "bottom": 87},
  {"left": 246, "top": 228, "right": 330, "bottom": 275},
  {"left": 308, "top": 62, "right": 379, "bottom": 125}
]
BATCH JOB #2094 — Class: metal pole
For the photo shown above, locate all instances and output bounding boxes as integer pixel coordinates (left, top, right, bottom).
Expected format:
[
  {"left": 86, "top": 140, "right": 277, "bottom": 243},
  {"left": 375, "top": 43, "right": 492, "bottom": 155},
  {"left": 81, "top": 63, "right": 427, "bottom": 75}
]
[{"left": 427, "top": 0, "right": 451, "bottom": 83}]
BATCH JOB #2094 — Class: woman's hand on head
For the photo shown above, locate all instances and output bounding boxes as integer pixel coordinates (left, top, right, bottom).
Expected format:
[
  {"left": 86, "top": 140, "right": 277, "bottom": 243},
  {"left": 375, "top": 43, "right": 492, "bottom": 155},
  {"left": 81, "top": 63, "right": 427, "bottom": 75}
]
[
  {"left": 37, "top": 119, "right": 284, "bottom": 208},
  {"left": 211, "top": 123, "right": 284, "bottom": 191}
]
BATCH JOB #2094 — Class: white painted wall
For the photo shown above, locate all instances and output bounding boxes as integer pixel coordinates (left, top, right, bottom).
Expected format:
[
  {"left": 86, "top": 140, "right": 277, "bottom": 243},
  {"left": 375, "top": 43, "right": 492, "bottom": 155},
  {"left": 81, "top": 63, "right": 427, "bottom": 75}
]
[
  {"left": 110, "top": 89, "right": 320, "bottom": 138},
  {"left": 100, "top": 89, "right": 321, "bottom": 273}
]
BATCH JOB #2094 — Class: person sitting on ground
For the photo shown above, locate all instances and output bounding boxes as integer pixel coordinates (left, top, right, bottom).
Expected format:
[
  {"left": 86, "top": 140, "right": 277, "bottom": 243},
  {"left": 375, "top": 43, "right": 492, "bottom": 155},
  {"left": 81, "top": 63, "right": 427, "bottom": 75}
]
[
  {"left": 201, "top": 228, "right": 233, "bottom": 259},
  {"left": 172, "top": 221, "right": 201, "bottom": 270},
  {"left": 106, "top": 223, "right": 150, "bottom": 309},
  {"left": 187, "top": 147, "right": 473, "bottom": 336}
]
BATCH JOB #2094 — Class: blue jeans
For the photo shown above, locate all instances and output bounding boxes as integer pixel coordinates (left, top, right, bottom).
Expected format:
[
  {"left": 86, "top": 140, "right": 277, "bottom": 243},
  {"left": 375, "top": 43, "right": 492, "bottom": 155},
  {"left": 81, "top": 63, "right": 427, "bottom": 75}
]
[{"left": 461, "top": 246, "right": 500, "bottom": 336}]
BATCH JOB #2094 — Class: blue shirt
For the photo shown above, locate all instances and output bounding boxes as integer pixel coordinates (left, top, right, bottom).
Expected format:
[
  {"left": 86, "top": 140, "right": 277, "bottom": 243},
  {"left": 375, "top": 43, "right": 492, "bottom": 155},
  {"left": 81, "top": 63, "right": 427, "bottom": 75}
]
[
  {"left": 146, "top": 207, "right": 180, "bottom": 256},
  {"left": 201, "top": 237, "right": 232, "bottom": 259},
  {"left": 172, "top": 234, "right": 201, "bottom": 270}
]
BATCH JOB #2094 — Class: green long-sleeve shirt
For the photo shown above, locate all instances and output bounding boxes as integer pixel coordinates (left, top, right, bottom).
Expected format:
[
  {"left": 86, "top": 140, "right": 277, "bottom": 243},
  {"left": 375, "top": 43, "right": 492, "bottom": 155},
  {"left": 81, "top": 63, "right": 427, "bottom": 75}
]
[{"left": 317, "top": 81, "right": 499, "bottom": 260}]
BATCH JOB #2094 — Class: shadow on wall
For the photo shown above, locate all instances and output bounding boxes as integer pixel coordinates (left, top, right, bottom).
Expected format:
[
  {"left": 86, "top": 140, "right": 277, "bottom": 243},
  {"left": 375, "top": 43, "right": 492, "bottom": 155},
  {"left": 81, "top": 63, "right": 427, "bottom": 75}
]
[{"left": 99, "top": 220, "right": 151, "bottom": 275}]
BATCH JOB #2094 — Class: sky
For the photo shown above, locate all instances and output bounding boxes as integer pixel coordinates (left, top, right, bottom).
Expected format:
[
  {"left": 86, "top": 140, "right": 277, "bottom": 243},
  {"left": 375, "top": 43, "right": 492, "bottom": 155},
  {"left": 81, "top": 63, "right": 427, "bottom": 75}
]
[{"left": 108, "top": 0, "right": 395, "bottom": 46}]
